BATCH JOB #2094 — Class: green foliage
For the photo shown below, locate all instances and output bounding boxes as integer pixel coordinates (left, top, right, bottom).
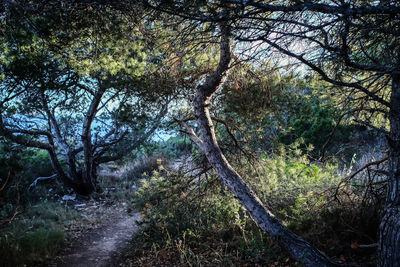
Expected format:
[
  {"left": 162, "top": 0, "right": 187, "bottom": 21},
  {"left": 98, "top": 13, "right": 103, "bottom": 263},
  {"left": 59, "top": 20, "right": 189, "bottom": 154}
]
[
  {"left": 0, "top": 202, "right": 81, "bottom": 266},
  {"left": 22, "top": 150, "right": 54, "bottom": 179},
  {"left": 0, "top": 228, "right": 64, "bottom": 267},
  {"left": 246, "top": 143, "right": 340, "bottom": 225},
  {"left": 0, "top": 139, "right": 26, "bottom": 181},
  {"left": 279, "top": 96, "right": 352, "bottom": 151},
  {"left": 124, "top": 155, "right": 167, "bottom": 180},
  {"left": 222, "top": 65, "right": 280, "bottom": 123},
  {"left": 162, "top": 136, "right": 193, "bottom": 157},
  {"left": 126, "top": 137, "right": 192, "bottom": 163},
  {"left": 220, "top": 70, "right": 355, "bottom": 156},
  {"left": 130, "top": 158, "right": 297, "bottom": 265},
  {"left": 134, "top": 167, "right": 245, "bottom": 239},
  {"left": 59, "top": 20, "right": 147, "bottom": 78},
  {"left": 129, "top": 145, "right": 379, "bottom": 265},
  {"left": 0, "top": 140, "right": 57, "bottom": 206}
]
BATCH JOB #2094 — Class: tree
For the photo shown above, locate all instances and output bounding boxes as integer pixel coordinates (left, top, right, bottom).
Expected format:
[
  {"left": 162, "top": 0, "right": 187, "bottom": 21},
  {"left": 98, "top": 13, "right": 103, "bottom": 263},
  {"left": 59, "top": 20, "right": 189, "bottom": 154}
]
[
  {"left": 177, "top": 24, "right": 338, "bottom": 266},
  {"left": 223, "top": 2, "right": 400, "bottom": 265},
  {"left": 143, "top": 0, "right": 400, "bottom": 266},
  {"left": 0, "top": 3, "right": 169, "bottom": 195},
  {"left": 3, "top": 0, "right": 400, "bottom": 265},
  {"left": 0, "top": 0, "right": 219, "bottom": 195}
]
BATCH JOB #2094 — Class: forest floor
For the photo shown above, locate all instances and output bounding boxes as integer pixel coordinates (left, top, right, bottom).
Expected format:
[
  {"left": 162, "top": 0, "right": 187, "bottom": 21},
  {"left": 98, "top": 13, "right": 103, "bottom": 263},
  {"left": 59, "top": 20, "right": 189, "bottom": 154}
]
[{"left": 46, "top": 198, "right": 141, "bottom": 267}]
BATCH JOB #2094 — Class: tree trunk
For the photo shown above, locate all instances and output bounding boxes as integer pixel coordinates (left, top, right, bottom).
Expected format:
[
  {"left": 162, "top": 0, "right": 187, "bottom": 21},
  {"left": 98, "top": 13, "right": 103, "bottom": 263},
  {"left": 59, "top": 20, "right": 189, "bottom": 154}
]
[
  {"left": 378, "top": 73, "right": 400, "bottom": 266},
  {"left": 81, "top": 88, "right": 105, "bottom": 194},
  {"left": 190, "top": 26, "right": 337, "bottom": 266}
]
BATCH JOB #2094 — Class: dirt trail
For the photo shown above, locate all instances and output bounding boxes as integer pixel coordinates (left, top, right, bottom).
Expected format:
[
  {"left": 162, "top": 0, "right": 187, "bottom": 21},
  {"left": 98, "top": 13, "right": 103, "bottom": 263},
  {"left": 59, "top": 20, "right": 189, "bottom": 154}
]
[
  {"left": 49, "top": 157, "right": 195, "bottom": 267},
  {"left": 54, "top": 207, "right": 141, "bottom": 267}
]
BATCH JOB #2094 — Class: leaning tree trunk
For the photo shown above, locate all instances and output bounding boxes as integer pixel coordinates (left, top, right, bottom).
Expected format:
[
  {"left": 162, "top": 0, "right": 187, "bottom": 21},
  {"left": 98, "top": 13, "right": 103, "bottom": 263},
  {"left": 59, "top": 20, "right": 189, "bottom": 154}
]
[
  {"left": 187, "top": 26, "right": 337, "bottom": 266},
  {"left": 378, "top": 73, "right": 400, "bottom": 266}
]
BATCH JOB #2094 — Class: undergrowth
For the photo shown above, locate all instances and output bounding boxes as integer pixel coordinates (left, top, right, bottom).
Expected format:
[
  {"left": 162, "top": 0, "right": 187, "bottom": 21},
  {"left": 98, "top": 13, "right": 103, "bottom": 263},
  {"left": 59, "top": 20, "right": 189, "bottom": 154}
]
[
  {"left": 125, "top": 147, "right": 380, "bottom": 266},
  {"left": 128, "top": 166, "right": 292, "bottom": 266},
  {"left": 0, "top": 201, "right": 82, "bottom": 266}
]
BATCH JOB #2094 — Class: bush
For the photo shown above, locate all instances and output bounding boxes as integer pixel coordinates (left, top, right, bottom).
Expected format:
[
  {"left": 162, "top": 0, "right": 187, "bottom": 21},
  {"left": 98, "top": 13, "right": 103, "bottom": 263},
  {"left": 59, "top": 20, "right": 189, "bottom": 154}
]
[
  {"left": 0, "top": 139, "right": 61, "bottom": 207},
  {"left": 128, "top": 145, "right": 380, "bottom": 265},
  {"left": 134, "top": 167, "right": 244, "bottom": 239},
  {"left": 244, "top": 146, "right": 379, "bottom": 263},
  {"left": 279, "top": 97, "right": 353, "bottom": 155},
  {"left": 122, "top": 154, "right": 167, "bottom": 181},
  {"left": 246, "top": 143, "right": 340, "bottom": 224},
  {"left": 130, "top": 160, "right": 294, "bottom": 266}
]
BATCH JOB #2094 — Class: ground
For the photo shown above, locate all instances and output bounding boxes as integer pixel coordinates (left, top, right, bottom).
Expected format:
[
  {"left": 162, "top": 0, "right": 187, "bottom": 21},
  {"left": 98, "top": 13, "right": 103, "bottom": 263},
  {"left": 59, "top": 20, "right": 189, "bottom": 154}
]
[{"left": 46, "top": 198, "right": 140, "bottom": 267}]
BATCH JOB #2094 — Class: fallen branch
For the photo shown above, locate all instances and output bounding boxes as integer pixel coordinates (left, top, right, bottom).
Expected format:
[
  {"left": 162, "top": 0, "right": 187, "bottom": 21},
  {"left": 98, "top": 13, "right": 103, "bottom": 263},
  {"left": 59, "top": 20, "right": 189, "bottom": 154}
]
[{"left": 29, "top": 174, "right": 58, "bottom": 189}]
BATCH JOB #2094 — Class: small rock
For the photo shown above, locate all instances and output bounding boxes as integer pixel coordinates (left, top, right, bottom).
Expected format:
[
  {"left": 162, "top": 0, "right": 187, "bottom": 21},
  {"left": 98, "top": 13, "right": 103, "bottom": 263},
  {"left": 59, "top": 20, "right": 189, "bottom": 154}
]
[{"left": 62, "top": 194, "right": 76, "bottom": 201}]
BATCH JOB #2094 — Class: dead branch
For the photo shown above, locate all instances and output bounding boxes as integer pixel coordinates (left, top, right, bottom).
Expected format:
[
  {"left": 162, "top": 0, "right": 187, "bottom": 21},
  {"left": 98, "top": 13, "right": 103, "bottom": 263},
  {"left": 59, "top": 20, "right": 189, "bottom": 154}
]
[
  {"left": 28, "top": 174, "right": 58, "bottom": 189},
  {"left": 173, "top": 117, "right": 204, "bottom": 150},
  {"left": 334, "top": 157, "right": 389, "bottom": 201}
]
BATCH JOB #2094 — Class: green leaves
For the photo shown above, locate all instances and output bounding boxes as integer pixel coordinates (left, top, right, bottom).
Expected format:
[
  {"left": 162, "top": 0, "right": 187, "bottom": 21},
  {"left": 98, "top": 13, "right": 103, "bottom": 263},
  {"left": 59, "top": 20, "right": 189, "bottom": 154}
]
[{"left": 65, "top": 32, "right": 147, "bottom": 78}]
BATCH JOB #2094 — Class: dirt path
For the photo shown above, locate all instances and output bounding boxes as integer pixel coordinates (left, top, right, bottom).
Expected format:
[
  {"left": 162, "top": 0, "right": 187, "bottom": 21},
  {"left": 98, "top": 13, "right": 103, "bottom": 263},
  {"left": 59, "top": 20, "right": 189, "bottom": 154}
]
[{"left": 52, "top": 204, "right": 141, "bottom": 267}]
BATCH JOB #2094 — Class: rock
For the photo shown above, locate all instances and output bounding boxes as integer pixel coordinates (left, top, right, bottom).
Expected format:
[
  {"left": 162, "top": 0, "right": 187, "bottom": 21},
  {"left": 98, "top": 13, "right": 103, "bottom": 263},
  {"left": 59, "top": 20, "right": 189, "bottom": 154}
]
[{"left": 62, "top": 194, "right": 76, "bottom": 201}]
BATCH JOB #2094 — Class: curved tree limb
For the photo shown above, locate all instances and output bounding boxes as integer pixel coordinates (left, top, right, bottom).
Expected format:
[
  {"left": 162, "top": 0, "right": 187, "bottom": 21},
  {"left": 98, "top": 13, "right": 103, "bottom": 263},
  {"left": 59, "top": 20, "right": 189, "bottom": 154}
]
[{"left": 28, "top": 174, "right": 58, "bottom": 189}]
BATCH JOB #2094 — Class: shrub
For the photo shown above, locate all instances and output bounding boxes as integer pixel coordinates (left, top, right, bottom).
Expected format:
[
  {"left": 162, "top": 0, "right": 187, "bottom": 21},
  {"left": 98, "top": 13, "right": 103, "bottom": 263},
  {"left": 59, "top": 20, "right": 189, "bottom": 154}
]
[
  {"left": 133, "top": 167, "right": 245, "bottom": 239},
  {"left": 122, "top": 154, "right": 168, "bottom": 181},
  {"left": 130, "top": 160, "right": 294, "bottom": 266},
  {"left": 128, "top": 137, "right": 192, "bottom": 162},
  {"left": 0, "top": 139, "right": 63, "bottom": 207},
  {"left": 279, "top": 97, "right": 354, "bottom": 155},
  {"left": 245, "top": 143, "right": 340, "bottom": 224},
  {"left": 129, "top": 145, "right": 380, "bottom": 265}
]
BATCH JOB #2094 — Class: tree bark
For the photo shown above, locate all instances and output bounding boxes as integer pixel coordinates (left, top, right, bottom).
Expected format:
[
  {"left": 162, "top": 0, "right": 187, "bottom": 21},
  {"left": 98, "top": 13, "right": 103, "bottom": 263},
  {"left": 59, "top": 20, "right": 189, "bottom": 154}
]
[
  {"left": 81, "top": 88, "right": 106, "bottom": 194},
  {"left": 190, "top": 26, "right": 338, "bottom": 266},
  {"left": 378, "top": 73, "right": 400, "bottom": 266}
]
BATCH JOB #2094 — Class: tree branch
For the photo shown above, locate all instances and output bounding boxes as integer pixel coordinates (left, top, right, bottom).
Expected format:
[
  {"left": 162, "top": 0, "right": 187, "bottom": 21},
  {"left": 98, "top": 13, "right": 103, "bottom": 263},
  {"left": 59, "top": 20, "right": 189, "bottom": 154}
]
[
  {"left": 28, "top": 174, "right": 57, "bottom": 189},
  {"left": 228, "top": 0, "right": 400, "bottom": 16},
  {"left": 260, "top": 37, "right": 391, "bottom": 107}
]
